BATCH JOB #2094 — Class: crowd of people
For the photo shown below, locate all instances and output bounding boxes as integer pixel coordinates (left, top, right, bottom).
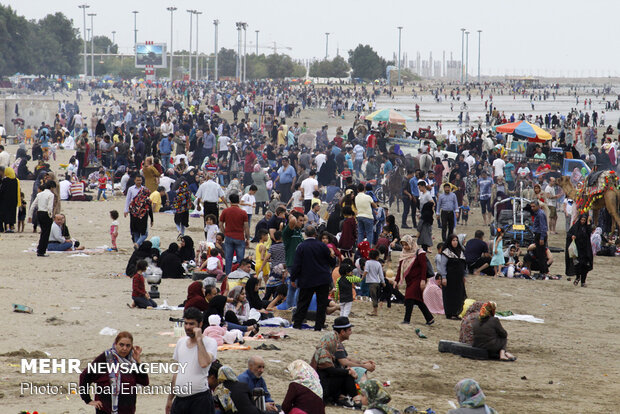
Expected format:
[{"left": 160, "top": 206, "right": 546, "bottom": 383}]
[{"left": 3, "top": 79, "right": 619, "bottom": 413}]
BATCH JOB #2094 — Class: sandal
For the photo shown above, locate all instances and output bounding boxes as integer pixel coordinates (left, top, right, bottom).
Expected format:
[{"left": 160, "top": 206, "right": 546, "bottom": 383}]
[
  {"left": 500, "top": 356, "right": 517, "bottom": 362},
  {"left": 573, "top": 278, "right": 579, "bottom": 286}
]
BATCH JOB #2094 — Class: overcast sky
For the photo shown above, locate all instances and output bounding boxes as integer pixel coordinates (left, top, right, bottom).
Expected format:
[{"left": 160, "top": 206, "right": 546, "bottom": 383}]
[{"left": 6, "top": 0, "right": 620, "bottom": 77}]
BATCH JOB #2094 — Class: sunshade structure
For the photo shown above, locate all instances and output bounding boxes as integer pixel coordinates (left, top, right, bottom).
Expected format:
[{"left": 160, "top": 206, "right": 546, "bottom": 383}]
[
  {"left": 365, "top": 108, "right": 413, "bottom": 124},
  {"left": 494, "top": 120, "right": 551, "bottom": 143}
]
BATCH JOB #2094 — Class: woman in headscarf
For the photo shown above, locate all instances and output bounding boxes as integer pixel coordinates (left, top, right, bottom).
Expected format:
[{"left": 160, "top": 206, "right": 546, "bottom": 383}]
[
  {"left": 128, "top": 187, "right": 153, "bottom": 249},
  {"left": 317, "top": 153, "right": 337, "bottom": 187},
  {"left": 213, "top": 365, "right": 264, "bottom": 414},
  {"left": 440, "top": 234, "right": 467, "bottom": 320},
  {"left": 0, "top": 167, "right": 21, "bottom": 232},
  {"left": 252, "top": 163, "right": 269, "bottom": 215},
  {"left": 149, "top": 236, "right": 161, "bottom": 253},
  {"left": 125, "top": 241, "right": 155, "bottom": 276},
  {"left": 447, "top": 379, "right": 497, "bottom": 414},
  {"left": 422, "top": 273, "right": 444, "bottom": 316},
  {"left": 282, "top": 360, "right": 325, "bottom": 414},
  {"left": 173, "top": 180, "right": 192, "bottom": 236},
  {"left": 46, "top": 170, "right": 62, "bottom": 216},
  {"left": 244, "top": 276, "right": 272, "bottom": 314},
  {"left": 309, "top": 331, "right": 358, "bottom": 406},
  {"left": 458, "top": 301, "right": 485, "bottom": 345},
  {"left": 160, "top": 243, "right": 185, "bottom": 279},
  {"left": 359, "top": 379, "right": 400, "bottom": 414},
  {"left": 184, "top": 281, "right": 208, "bottom": 311},
  {"left": 566, "top": 214, "right": 593, "bottom": 287},
  {"left": 472, "top": 301, "right": 516, "bottom": 361},
  {"left": 177, "top": 235, "right": 195, "bottom": 262},
  {"left": 395, "top": 235, "right": 434, "bottom": 326},
  {"left": 591, "top": 227, "right": 603, "bottom": 257},
  {"left": 223, "top": 286, "right": 256, "bottom": 327},
  {"left": 78, "top": 331, "right": 149, "bottom": 414}
]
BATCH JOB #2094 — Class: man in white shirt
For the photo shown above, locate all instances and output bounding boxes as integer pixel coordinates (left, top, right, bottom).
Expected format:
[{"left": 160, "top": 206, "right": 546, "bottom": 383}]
[
  {"left": 299, "top": 170, "right": 319, "bottom": 213},
  {"left": 217, "top": 135, "right": 230, "bottom": 161},
  {"left": 166, "top": 307, "right": 217, "bottom": 414},
  {"left": 28, "top": 180, "right": 56, "bottom": 256},
  {"left": 159, "top": 174, "right": 175, "bottom": 193},
  {"left": 59, "top": 178, "right": 72, "bottom": 200},
  {"left": 47, "top": 214, "right": 73, "bottom": 251},
  {"left": 355, "top": 183, "right": 377, "bottom": 245},
  {"left": 464, "top": 153, "right": 476, "bottom": 171},
  {"left": 195, "top": 173, "right": 228, "bottom": 225},
  {"left": 0, "top": 145, "right": 10, "bottom": 167},
  {"left": 160, "top": 120, "right": 174, "bottom": 137},
  {"left": 492, "top": 156, "right": 505, "bottom": 179}
]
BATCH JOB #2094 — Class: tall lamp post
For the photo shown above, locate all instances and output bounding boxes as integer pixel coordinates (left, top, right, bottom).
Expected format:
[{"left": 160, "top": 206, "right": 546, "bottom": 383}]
[
  {"left": 325, "top": 32, "right": 330, "bottom": 59},
  {"left": 167, "top": 6, "right": 177, "bottom": 81},
  {"left": 213, "top": 19, "right": 219, "bottom": 81},
  {"left": 460, "top": 28, "right": 465, "bottom": 84},
  {"left": 78, "top": 4, "right": 90, "bottom": 77},
  {"left": 235, "top": 22, "right": 242, "bottom": 82},
  {"left": 477, "top": 29, "right": 482, "bottom": 83},
  {"left": 255, "top": 30, "right": 259, "bottom": 55},
  {"left": 132, "top": 11, "right": 139, "bottom": 51},
  {"left": 195, "top": 11, "right": 202, "bottom": 80},
  {"left": 397, "top": 26, "right": 403, "bottom": 86},
  {"left": 241, "top": 23, "right": 248, "bottom": 82},
  {"left": 465, "top": 31, "right": 470, "bottom": 83},
  {"left": 187, "top": 10, "right": 195, "bottom": 81},
  {"left": 88, "top": 13, "right": 96, "bottom": 77},
  {"left": 111, "top": 30, "right": 116, "bottom": 45}
]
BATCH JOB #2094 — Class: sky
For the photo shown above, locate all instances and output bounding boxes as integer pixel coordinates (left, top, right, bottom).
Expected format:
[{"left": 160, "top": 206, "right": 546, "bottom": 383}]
[{"left": 5, "top": 0, "right": 620, "bottom": 77}]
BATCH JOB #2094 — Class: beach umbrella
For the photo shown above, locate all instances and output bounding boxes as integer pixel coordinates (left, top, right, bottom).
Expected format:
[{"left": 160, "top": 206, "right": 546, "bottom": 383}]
[
  {"left": 494, "top": 120, "right": 551, "bottom": 143},
  {"left": 365, "top": 108, "right": 413, "bottom": 124}
]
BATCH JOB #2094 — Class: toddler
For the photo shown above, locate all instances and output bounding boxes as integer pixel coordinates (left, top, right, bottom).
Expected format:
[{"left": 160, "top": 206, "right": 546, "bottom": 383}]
[
  {"left": 363, "top": 249, "right": 385, "bottom": 316},
  {"left": 204, "top": 315, "right": 227, "bottom": 346},
  {"left": 109, "top": 210, "right": 119, "bottom": 251},
  {"left": 458, "top": 197, "right": 470, "bottom": 225},
  {"left": 204, "top": 214, "right": 219, "bottom": 243},
  {"left": 131, "top": 260, "right": 157, "bottom": 309},
  {"left": 336, "top": 263, "right": 362, "bottom": 317},
  {"left": 17, "top": 192, "right": 26, "bottom": 233},
  {"left": 97, "top": 170, "right": 107, "bottom": 200}
]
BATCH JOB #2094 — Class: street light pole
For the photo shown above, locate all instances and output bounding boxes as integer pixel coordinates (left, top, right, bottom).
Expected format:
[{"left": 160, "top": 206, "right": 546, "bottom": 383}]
[
  {"left": 460, "top": 28, "right": 465, "bottom": 84},
  {"left": 213, "top": 20, "right": 219, "bottom": 81},
  {"left": 111, "top": 30, "right": 116, "bottom": 45},
  {"left": 132, "top": 11, "right": 138, "bottom": 52},
  {"left": 195, "top": 11, "right": 202, "bottom": 80},
  {"left": 255, "top": 30, "right": 259, "bottom": 55},
  {"left": 78, "top": 4, "right": 90, "bottom": 77},
  {"left": 167, "top": 7, "right": 177, "bottom": 81},
  {"left": 325, "top": 33, "right": 330, "bottom": 59},
  {"left": 187, "top": 10, "right": 194, "bottom": 81},
  {"left": 397, "top": 26, "right": 403, "bottom": 86},
  {"left": 242, "top": 23, "right": 247, "bottom": 82},
  {"left": 477, "top": 29, "right": 482, "bottom": 83},
  {"left": 465, "top": 31, "right": 470, "bottom": 84},
  {"left": 88, "top": 13, "right": 96, "bottom": 77},
  {"left": 235, "top": 22, "right": 242, "bottom": 82}
]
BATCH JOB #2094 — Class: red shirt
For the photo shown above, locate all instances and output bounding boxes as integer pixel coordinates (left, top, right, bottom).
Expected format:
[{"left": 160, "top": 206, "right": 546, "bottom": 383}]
[
  {"left": 333, "top": 136, "right": 343, "bottom": 148},
  {"left": 367, "top": 134, "right": 376, "bottom": 149},
  {"left": 244, "top": 152, "right": 257, "bottom": 173},
  {"left": 98, "top": 176, "right": 107, "bottom": 190},
  {"left": 219, "top": 205, "right": 248, "bottom": 240},
  {"left": 132, "top": 273, "right": 146, "bottom": 297}
]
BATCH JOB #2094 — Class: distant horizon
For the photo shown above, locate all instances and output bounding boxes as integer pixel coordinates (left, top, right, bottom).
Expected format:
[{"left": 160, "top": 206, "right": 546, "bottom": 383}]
[{"left": 4, "top": 0, "right": 620, "bottom": 78}]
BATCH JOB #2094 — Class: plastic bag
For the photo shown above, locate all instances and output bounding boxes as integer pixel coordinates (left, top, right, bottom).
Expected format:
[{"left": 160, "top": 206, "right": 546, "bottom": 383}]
[{"left": 568, "top": 241, "right": 579, "bottom": 259}]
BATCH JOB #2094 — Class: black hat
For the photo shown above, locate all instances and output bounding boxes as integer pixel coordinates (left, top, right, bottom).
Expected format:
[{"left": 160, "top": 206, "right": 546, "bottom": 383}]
[{"left": 333, "top": 316, "right": 353, "bottom": 330}]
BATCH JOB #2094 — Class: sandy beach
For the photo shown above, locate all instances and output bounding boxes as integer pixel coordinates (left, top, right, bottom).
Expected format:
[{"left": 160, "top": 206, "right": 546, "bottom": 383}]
[{"left": 1, "top": 92, "right": 620, "bottom": 413}]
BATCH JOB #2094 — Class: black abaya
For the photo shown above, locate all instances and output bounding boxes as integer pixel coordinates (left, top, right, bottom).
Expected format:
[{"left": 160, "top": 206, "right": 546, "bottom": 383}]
[
  {"left": 0, "top": 177, "right": 18, "bottom": 226},
  {"left": 442, "top": 255, "right": 467, "bottom": 318}
]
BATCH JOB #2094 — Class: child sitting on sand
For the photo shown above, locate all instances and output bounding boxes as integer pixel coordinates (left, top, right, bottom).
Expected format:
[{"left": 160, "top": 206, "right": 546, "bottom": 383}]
[
  {"left": 130, "top": 260, "right": 157, "bottom": 309},
  {"left": 199, "top": 248, "right": 226, "bottom": 281}
]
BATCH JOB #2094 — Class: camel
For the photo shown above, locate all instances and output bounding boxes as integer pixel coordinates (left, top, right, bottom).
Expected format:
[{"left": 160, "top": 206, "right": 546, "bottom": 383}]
[{"left": 557, "top": 174, "right": 620, "bottom": 235}]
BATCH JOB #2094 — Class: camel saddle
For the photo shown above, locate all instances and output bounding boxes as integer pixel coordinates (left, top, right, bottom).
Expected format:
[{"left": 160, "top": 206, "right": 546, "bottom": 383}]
[{"left": 585, "top": 170, "right": 617, "bottom": 192}]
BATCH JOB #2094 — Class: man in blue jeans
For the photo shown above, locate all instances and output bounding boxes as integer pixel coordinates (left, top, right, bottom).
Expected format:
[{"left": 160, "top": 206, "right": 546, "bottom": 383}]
[
  {"left": 355, "top": 183, "right": 377, "bottom": 246},
  {"left": 219, "top": 193, "right": 250, "bottom": 274},
  {"left": 159, "top": 133, "right": 173, "bottom": 171}
]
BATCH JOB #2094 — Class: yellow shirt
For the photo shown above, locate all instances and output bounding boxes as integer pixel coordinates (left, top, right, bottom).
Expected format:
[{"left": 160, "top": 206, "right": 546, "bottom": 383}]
[
  {"left": 149, "top": 191, "right": 162, "bottom": 212},
  {"left": 311, "top": 197, "right": 321, "bottom": 208},
  {"left": 255, "top": 241, "right": 270, "bottom": 277}
]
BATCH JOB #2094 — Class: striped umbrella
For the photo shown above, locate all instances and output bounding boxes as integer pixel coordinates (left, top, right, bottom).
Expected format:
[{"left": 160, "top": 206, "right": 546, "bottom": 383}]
[
  {"left": 365, "top": 108, "right": 413, "bottom": 124},
  {"left": 494, "top": 120, "right": 551, "bottom": 143}
]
